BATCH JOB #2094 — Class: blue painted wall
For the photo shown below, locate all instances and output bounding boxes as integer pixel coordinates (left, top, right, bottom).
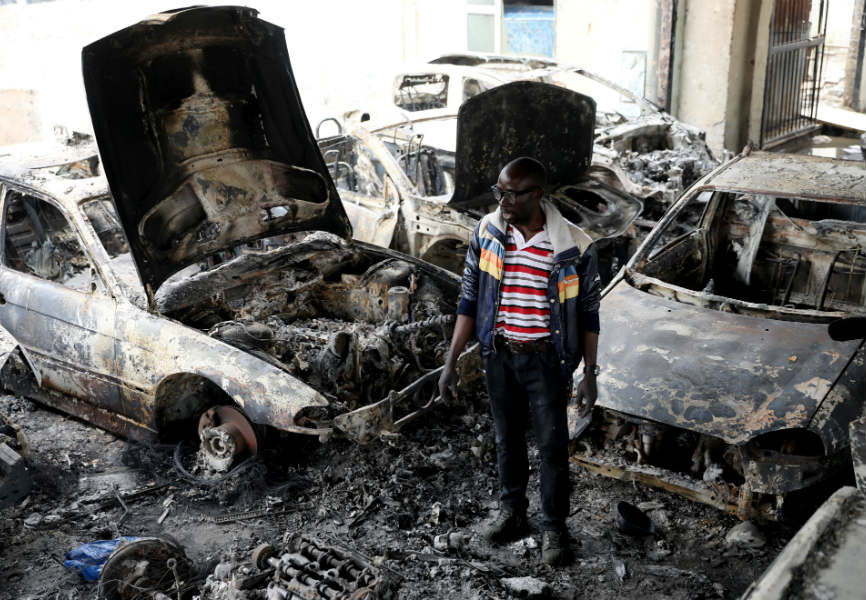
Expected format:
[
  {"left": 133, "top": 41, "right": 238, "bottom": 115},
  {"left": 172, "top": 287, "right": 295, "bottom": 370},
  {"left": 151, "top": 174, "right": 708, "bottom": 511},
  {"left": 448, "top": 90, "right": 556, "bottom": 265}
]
[{"left": 503, "top": 4, "right": 555, "bottom": 58}]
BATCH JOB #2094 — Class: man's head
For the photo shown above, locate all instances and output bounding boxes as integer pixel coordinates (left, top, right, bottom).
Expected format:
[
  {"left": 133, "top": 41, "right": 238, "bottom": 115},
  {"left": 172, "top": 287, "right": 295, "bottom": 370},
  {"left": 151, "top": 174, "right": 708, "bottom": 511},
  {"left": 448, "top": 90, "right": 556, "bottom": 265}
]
[{"left": 494, "top": 157, "right": 546, "bottom": 226}]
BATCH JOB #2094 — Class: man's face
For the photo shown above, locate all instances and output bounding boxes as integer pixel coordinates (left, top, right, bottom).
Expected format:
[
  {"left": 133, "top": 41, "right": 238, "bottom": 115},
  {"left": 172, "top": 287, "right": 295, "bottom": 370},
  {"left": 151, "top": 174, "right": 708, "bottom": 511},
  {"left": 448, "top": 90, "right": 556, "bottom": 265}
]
[{"left": 495, "top": 168, "right": 540, "bottom": 226}]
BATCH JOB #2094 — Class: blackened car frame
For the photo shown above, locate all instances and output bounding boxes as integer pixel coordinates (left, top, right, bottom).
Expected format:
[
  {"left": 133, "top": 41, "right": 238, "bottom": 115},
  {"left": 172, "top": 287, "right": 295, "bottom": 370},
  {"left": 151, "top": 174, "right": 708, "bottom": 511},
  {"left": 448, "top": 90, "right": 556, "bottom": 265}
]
[
  {"left": 570, "top": 149, "right": 866, "bottom": 520},
  {"left": 0, "top": 6, "right": 475, "bottom": 474}
]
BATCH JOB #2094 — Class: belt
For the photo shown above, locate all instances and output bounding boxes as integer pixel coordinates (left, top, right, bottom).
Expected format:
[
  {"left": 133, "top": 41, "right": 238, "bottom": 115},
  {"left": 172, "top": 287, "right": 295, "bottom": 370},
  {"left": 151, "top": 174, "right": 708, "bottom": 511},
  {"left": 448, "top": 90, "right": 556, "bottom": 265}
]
[{"left": 494, "top": 333, "right": 553, "bottom": 354}]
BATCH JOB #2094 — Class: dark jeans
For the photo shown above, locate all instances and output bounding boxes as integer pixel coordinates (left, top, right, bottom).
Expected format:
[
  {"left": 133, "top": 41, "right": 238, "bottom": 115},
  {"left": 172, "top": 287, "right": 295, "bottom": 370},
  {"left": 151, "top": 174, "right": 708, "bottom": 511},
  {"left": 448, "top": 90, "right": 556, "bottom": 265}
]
[{"left": 484, "top": 347, "right": 570, "bottom": 531}]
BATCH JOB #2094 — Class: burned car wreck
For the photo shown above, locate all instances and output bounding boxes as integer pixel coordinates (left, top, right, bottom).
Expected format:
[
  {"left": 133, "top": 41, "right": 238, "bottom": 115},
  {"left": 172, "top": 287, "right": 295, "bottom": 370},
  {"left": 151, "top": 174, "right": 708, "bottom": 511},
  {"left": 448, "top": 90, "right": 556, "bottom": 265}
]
[
  {"left": 571, "top": 150, "right": 866, "bottom": 520},
  {"left": 320, "top": 81, "right": 643, "bottom": 282},
  {"left": 384, "top": 53, "right": 719, "bottom": 222},
  {"left": 0, "top": 6, "right": 469, "bottom": 475}
]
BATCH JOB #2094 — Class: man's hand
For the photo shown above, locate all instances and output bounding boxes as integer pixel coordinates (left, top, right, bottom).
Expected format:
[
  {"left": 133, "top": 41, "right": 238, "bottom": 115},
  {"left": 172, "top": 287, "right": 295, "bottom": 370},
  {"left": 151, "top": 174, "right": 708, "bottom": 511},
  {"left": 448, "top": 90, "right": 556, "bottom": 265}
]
[
  {"left": 438, "top": 364, "right": 458, "bottom": 401},
  {"left": 575, "top": 374, "right": 598, "bottom": 418}
]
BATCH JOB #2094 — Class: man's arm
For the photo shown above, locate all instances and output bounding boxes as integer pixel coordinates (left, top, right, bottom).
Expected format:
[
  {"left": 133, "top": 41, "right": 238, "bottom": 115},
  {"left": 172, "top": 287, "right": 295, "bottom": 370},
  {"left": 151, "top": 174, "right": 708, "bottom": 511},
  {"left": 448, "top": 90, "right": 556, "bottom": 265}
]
[
  {"left": 439, "top": 224, "right": 482, "bottom": 400},
  {"left": 576, "top": 244, "right": 601, "bottom": 417},
  {"left": 443, "top": 315, "right": 476, "bottom": 370}
]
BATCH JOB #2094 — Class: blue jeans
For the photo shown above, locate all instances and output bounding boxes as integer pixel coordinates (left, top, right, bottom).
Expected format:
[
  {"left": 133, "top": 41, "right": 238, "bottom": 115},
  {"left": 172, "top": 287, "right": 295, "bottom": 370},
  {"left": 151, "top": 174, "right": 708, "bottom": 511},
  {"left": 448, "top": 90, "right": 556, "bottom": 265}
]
[{"left": 484, "top": 347, "right": 570, "bottom": 530}]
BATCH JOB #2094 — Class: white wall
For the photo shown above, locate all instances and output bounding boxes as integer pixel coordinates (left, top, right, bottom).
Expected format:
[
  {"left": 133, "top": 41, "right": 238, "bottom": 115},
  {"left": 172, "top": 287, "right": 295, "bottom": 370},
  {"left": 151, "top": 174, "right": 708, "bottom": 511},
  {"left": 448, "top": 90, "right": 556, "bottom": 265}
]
[
  {"left": 555, "top": 0, "right": 653, "bottom": 82},
  {"left": 826, "top": 0, "right": 856, "bottom": 47},
  {"left": 0, "top": 0, "right": 476, "bottom": 143},
  {"left": 673, "top": 0, "right": 737, "bottom": 155}
]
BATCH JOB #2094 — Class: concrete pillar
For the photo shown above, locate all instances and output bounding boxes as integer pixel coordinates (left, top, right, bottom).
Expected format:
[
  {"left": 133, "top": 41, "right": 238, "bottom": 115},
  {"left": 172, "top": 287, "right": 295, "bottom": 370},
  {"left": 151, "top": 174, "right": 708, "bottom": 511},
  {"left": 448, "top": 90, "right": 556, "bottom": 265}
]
[
  {"left": 671, "top": 0, "right": 769, "bottom": 155},
  {"left": 843, "top": 0, "right": 866, "bottom": 110}
]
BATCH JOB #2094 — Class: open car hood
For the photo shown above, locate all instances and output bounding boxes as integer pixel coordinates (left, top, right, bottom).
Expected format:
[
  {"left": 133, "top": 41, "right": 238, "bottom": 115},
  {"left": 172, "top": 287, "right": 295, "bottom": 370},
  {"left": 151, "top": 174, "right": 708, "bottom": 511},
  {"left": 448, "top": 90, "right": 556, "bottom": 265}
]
[
  {"left": 448, "top": 81, "right": 595, "bottom": 211},
  {"left": 596, "top": 281, "right": 864, "bottom": 445},
  {"left": 82, "top": 6, "right": 351, "bottom": 293}
]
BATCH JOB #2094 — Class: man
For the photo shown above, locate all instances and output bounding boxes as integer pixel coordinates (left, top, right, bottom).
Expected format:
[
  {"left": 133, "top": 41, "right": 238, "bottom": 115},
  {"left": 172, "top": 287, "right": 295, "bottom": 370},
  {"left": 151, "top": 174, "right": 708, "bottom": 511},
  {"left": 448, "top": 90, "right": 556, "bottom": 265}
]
[{"left": 438, "top": 156, "right": 600, "bottom": 566}]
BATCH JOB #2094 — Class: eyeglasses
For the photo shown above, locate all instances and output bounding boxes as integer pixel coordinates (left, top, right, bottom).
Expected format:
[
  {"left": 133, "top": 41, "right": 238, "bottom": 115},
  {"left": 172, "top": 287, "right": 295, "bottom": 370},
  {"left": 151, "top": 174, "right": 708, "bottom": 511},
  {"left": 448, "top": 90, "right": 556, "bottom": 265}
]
[{"left": 490, "top": 185, "right": 539, "bottom": 204}]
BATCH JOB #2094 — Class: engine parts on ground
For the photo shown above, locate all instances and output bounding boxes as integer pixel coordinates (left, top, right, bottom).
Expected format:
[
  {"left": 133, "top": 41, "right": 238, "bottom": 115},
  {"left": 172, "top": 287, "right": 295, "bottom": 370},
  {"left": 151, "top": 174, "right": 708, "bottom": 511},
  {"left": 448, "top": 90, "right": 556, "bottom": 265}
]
[
  {"left": 200, "top": 533, "right": 398, "bottom": 599},
  {"left": 97, "top": 536, "right": 193, "bottom": 600}
]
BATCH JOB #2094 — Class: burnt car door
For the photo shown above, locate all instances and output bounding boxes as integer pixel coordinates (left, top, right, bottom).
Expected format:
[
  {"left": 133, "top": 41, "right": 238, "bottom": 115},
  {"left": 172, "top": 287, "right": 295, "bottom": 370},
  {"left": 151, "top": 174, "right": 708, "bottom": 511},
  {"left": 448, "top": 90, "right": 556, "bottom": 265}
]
[
  {"left": 0, "top": 184, "right": 121, "bottom": 412},
  {"left": 318, "top": 135, "right": 400, "bottom": 248}
]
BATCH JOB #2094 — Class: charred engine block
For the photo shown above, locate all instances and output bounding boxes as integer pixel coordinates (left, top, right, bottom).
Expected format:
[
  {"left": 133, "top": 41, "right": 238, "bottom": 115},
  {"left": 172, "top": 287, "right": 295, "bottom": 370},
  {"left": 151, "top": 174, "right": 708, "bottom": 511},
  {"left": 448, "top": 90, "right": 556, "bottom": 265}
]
[{"left": 169, "top": 243, "right": 457, "bottom": 414}]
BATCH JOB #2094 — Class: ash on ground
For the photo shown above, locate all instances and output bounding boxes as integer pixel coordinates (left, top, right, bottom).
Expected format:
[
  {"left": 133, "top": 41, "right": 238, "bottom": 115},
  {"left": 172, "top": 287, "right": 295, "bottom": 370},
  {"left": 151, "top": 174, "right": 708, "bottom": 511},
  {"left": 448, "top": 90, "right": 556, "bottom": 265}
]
[{"left": 0, "top": 393, "right": 796, "bottom": 599}]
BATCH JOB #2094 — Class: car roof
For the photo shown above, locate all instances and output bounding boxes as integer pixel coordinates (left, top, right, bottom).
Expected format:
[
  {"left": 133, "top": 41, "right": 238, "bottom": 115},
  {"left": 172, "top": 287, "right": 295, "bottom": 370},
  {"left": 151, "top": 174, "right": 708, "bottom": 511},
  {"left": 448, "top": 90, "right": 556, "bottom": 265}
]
[
  {"left": 0, "top": 143, "right": 108, "bottom": 208},
  {"left": 430, "top": 52, "right": 559, "bottom": 70},
  {"left": 396, "top": 63, "right": 510, "bottom": 84},
  {"left": 704, "top": 151, "right": 866, "bottom": 204}
]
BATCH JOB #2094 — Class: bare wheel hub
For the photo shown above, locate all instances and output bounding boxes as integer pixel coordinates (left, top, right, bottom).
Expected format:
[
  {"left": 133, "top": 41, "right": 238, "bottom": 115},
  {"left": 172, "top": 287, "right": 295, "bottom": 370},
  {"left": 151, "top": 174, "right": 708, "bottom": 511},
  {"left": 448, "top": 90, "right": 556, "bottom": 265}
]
[{"left": 197, "top": 405, "right": 258, "bottom": 472}]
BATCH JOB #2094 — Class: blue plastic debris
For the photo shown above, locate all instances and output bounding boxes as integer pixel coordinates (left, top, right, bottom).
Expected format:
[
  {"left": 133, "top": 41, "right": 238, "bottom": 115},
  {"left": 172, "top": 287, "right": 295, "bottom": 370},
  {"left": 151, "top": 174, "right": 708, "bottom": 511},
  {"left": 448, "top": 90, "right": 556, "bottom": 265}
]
[{"left": 64, "top": 537, "right": 138, "bottom": 581}]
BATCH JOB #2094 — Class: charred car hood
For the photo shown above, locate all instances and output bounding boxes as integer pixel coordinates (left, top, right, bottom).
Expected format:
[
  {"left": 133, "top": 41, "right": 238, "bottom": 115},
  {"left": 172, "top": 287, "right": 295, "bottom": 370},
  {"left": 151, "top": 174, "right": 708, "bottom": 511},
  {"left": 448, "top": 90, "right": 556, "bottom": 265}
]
[
  {"left": 448, "top": 81, "right": 595, "bottom": 211},
  {"left": 82, "top": 6, "right": 351, "bottom": 293},
  {"left": 596, "top": 281, "right": 864, "bottom": 445}
]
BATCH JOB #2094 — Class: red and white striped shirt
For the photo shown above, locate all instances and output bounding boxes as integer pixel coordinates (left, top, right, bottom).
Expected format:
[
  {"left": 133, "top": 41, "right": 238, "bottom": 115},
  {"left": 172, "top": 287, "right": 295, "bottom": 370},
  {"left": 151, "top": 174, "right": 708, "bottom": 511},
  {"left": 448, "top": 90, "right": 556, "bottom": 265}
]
[{"left": 494, "top": 225, "right": 554, "bottom": 341}]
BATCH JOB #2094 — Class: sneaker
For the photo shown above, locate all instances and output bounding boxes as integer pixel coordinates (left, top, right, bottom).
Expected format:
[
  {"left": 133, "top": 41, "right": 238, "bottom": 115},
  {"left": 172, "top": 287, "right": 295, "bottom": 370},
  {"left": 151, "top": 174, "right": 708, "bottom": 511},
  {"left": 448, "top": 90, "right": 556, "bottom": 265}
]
[
  {"left": 541, "top": 529, "right": 572, "bottom": 566},
  {"left": 483, "top": 510, "right": 528, "bottom": 544}
]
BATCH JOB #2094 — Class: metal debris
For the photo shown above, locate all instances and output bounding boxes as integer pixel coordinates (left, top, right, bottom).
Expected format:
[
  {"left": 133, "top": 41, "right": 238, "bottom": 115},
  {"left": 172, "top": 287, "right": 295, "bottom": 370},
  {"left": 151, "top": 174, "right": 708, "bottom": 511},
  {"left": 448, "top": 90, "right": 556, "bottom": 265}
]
[{"left": 200, "top": 534, "right": 398, "bottom": 599}]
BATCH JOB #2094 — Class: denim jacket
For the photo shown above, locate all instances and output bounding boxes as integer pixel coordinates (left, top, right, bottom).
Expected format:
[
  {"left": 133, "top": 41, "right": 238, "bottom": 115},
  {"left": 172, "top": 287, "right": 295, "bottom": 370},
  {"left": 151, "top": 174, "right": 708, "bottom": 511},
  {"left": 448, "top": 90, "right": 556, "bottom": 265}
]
[{"left": 456, "top": 199, "right": 601, "bottom": 379}]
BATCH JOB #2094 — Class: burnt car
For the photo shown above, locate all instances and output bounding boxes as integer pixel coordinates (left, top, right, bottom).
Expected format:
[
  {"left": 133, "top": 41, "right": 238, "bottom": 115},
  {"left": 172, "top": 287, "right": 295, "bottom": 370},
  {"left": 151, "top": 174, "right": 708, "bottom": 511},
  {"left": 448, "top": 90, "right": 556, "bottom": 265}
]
[
  {"left": 320, "top": 82, "right": 643, "bottom": 281},
  {"left": 317, "top": 125, "right": 477, "bottom": 273},
  {"left": 0, "top": 6, "right": 470, "bottom": 472},
  {"left": 571, "top": 150, "right": 866, "bottom": 520},
  {"left": 382, "top": 53, "right": 719, "bottom": 219}
]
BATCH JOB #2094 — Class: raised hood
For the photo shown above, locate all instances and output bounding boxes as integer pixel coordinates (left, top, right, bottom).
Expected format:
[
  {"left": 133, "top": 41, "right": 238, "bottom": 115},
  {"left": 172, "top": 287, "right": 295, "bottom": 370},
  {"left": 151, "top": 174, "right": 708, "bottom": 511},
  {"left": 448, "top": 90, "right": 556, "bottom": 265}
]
[
  {"left": 82, "top": 6, "right": 351, "bottom": 293},
  {"left": 448, "top": 81, "right": 595, "bottom": 210}
]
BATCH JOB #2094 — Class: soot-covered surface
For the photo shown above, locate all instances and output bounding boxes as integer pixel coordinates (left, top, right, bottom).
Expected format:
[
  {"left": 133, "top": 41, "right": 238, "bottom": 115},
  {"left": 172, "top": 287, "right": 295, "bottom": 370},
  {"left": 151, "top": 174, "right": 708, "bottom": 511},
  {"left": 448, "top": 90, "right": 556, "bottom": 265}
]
[{"left": 0, "top": 392, "right": 796, "bottom": 599}]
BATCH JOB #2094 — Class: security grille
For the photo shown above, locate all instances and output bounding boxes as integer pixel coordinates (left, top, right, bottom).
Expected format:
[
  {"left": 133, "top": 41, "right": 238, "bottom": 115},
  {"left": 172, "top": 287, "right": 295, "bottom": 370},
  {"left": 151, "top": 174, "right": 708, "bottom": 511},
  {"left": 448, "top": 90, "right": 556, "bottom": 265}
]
[{"left": 761, "top": 0, "right": 829, "bottom": 147}]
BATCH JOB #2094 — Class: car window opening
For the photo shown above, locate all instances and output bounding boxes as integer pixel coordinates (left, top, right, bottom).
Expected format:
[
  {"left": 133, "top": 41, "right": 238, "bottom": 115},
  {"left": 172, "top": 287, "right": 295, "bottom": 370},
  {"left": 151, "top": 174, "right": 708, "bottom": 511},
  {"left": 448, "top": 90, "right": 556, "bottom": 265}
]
[
  {"left": 3, "top": 191, "right": 98, "bottom": 293},
  {"left": 393, "top": 73, "right": 450, "bottom": 112},
  {"left": 638, "top": 191, "right": 866, "bottom": 317}
]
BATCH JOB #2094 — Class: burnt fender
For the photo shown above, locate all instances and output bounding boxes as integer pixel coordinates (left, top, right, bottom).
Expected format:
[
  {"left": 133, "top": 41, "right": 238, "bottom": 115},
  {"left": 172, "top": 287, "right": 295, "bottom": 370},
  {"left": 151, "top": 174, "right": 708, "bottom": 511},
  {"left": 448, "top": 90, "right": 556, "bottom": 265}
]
[{"left": 153, "top": 350, "right": 330, "bottom": 436}]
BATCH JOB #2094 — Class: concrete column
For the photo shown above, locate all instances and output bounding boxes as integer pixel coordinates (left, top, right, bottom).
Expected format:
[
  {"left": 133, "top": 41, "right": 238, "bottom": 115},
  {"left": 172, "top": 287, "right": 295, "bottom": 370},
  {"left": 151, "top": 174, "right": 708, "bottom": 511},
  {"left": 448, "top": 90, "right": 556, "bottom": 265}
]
[
  {"left": 843, "top": 0, "right": 866, "bottom": 110},
  {"left": 671, "top": 0, "right": 770, "bottom": 155}
]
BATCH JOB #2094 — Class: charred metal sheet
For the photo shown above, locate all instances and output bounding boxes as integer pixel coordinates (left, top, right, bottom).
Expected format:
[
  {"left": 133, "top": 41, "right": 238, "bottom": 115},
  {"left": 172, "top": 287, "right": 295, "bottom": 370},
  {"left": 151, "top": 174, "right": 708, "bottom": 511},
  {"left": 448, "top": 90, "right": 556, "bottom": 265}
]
[
  {"left": 569, "top": 453, "right": 779, "bottom": 521},
  {"left": 596, "top": 282, "right": 861, "bottom": 446},
  {"left": 0, "top": 323, "right": 18, "bottom": 371},
  {"left": 807, "top": 343, "right": 865, "bottom": 453},
  {"left": 548, "top": 178, "right": 642, "bottom": 241},
  {"left": 705, "top": 152, "right": 866, "bottom": 204},
  {"left": 449, "top": 81, "right": 595, "bottom": 210},
  {"left": 82, "top": 6, "right": 352, "bottom": 295}
]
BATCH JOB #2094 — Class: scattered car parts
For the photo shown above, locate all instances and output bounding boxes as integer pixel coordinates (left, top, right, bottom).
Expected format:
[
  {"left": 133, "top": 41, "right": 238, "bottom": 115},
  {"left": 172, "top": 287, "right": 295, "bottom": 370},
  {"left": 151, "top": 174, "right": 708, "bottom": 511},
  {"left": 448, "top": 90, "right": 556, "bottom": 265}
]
[
  {"left": 199, "top": 533, "right": 398, "bottom": 599},
  {"left": 98, "top": 536, "right": 193, "bottom": 600}
]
